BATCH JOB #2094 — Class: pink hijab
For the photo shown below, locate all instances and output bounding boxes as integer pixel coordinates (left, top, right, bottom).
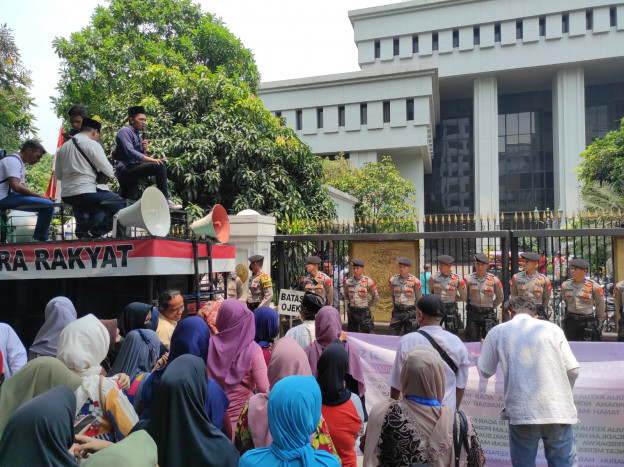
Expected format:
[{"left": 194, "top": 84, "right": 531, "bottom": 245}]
[
  {"left": 206, "top": 299, "right": 259, "bottom": 393},
  {"left": 305, "top": 306, "right": 366, "bottom": 396},
  {"left": 247, "top": 336, "right": 312, "bottom": 447}
]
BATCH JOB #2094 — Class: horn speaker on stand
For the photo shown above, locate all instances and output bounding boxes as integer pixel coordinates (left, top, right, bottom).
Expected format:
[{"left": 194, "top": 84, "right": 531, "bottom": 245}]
[
  {"left": 113, "top": 186, "right": 171, "bottom": 237},
  {"left": 190, "top": 204, "right": 230, "bottom": 243}
]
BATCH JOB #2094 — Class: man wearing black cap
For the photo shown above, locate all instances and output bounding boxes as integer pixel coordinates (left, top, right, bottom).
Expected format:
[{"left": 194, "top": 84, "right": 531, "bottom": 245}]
[
  {"left": 462, "top": 253, "right": 504, "bottom": 341},
  {"left": 285, "top": 292, "right": 325, "bottom": 349},
  {"left": 56, "top": 117, "right": 124, "bottom": 238},
  {"left": 344, "top": 258, "right": 379, "bottom": 333},
  {"left": 510, "top": 252, "right": 552, "bottom": 320},
  {"left": 246, "top": 255, "right": 273, "bottom": 311},
  {"left": 561, "top": 258, "right": 605, "bottom": 341},
  {"left": 389, "top": 295, "right": 469, "bottom": 409},
  {"left": 303, "top": 256, "right": 333, "bottom": 306},
  {"left": 429, "top": 255, "right": 466, "bottom": 334},
  {"left": 114, "top": 106, "right": 181, "bottom": 208},
  {"left": 389, "top": 257, "right": 422, "bottom": 335}
]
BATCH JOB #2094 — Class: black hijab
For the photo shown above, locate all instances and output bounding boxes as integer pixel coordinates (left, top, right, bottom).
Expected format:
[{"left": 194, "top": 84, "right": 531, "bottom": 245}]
[
  {"left": 0, "top": 385, "right": 76, "bottom": 467},
  {"left": 146, "top": 354, "right": 238, "bottom": 467},
  {"left": 118, "top": 302, "right": 155, "bottom": 337},
  {"left": 317, "top": 339, "right": 351, "bottom": 406}
]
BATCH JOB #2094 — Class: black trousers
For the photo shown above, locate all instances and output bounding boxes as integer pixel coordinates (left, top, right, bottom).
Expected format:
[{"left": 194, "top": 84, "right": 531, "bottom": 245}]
[
  {"left": 117, "top": 162, "right": 169, "bottom": 200},
  {"left": 563, "top": 315, "right": 601, "bottom": 341},
  {"left": 389, "top": 308, "right": 416, "bottom": 335},
  {"left": 465, "top": 308, "right": 497, "bottom": 342}
]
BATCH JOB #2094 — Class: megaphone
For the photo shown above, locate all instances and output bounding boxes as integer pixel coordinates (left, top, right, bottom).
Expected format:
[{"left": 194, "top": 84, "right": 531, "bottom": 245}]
[
  {"left": 113, "top": 186, "right": 171, "bottom": 237},
  {"left": 190, "top": 204, "right": 230, "bottom": 243}
]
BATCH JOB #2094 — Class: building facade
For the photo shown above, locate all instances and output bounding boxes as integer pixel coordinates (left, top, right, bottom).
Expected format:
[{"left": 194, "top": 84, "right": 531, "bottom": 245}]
[{"left": 259, "top": 0, "right": 624, "bottom": 220}]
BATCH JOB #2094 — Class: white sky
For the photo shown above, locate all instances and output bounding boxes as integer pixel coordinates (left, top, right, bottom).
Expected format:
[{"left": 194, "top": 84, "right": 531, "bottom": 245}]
[{"left": 2, "top": 0, "right": 392, "bottom": 152}]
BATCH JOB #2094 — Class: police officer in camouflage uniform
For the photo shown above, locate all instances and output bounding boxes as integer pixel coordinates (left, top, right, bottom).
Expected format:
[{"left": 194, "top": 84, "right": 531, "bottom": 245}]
[
  {"left": 389, "top": 257, "right": 422, "bottom": 335},
  {"left": 510, "top": 252, "right": 552, "bottom": 320},
  {"left": 344, "top": 258, "right": 379, "bottom": 333},
  {"left": 246, "top": 255, "right": 273, "bottom": 311},
  {"left": 613, "top": 278, "right": 624, "bottom": 342},
  {"left": 561, "top": 258, "right": 605, "bottom": 341},
  {"left": 462, "top": 253, "right": 504, "bottom": 342},
  {"left": 303, "top": 256, "right": 334, "bottom": 306},
  {"left": 429, "top": 255, "right": 465, "bottom": 334}
]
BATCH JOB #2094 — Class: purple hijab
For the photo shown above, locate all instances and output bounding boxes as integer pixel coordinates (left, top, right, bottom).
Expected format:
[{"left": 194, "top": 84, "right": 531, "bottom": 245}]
[
  {"left": 29, "top": 297, "right": 77, "bottom": 358},
  {"left": 206, "top": 299, "right": 259, "bottom": 393},
  {"left": 304, "top": 306, "right": 366, "bottom": 397}
]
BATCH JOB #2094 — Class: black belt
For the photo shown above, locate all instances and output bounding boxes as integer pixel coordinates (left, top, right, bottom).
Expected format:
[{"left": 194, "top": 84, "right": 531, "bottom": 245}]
[
  {"left": 394, "top": 305, "right": 415, "bottom": 312},
  {"left": 565, "top": 310, "right": 595, "bottom": 321},
  {"left": 466, "top": 304, "right": 494, "bottom": 314},
  {"left": 443, "top": 302, "right": 458, "bottom": 311},
  {"left": 349, "top": 306, "right": 369, "bottom": 312}
]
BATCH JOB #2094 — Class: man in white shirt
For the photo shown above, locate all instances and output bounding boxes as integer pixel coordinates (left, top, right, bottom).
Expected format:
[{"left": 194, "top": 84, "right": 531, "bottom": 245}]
[
  {"left": 285, "top": 292, "right": 325, "bottom": 349},
  {"left": 56, "top": 117, "right": 124, "bottom": 238},
  {"left": 0, "top": 140, "right": 54, "bottom": 241},
  {"left": 0, "top": 322, "right": 27, "bottom": 378},
  {"left": 389, "top": 294, "right": 469, "bottom": 409},
  {"left": 478, "top": 296, "right": 580, "bottom": 466}
]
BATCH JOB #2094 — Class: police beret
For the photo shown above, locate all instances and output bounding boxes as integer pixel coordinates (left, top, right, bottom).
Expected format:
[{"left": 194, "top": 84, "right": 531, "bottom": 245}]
[
  {"left": 397, "top": 257, "right": 413, "bottom": 266},
  {"left": 474, "top": 253, "right": 490, "bottom": 264},
  {"left": 569, "top": 258, "right": 590, "bottom": 269},
  {"left": 248, "top": 255, "right": 264, "bottom": 263},
  {"left": 128, "top": 105, "right": 146, "bottom": 118},
  {"left": 417, "top": 295, "right": 444, "bottom": 317},
  {"left": 351, "top": 258, "right": 364, "bottom": 267},
  {"left": 521, "top": 252, "right": 540, "bottom": 262},
  {"left": 437, "top": 255, "right": 455, "bottom": 265},
  {"left": 306, "top": 256, "right": 321, "bottom": 264},
  {"left": 80, "top": 117, "right": 101, "bottom": 132}
]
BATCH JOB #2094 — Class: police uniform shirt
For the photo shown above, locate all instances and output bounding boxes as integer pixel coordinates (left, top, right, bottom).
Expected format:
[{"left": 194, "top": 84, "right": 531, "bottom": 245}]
[
  {"left": 345, "top": 275, "right": 380, "bottom": 308},
  {"left": 463, "top": 273, "right": 504, "bottom": 308},
  {"left": 389, "top": 274, "right": 422, "bottom": 307},
  {"left": 304, "top": 271, "right": 334, "bottom": 305},
  {"left": 561, "top": 278, "right": 605, "bottom": 322},
  {"left": 247, "top": 270, "right": 273, "bottom": 307},
  {"left": 510, "top": 271, "right": 552, "bottom": 308},
  {"left": 613, "top": 280, "right": 624, "bottom": 315},
  {"left": 430, "top": 271, "right": 465, "bottom": 304},
  {"left": 227, "top": 276, "right": 243, "bottom": 300}
]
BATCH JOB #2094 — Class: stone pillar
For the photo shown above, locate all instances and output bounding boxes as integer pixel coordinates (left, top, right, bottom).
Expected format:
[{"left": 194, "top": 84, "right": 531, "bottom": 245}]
[
  {"left": 553, "top": 67, "right": 585, "bottom": 214},
  {"left": 349, "top": 150, "right": 378, "bottom": 168}
]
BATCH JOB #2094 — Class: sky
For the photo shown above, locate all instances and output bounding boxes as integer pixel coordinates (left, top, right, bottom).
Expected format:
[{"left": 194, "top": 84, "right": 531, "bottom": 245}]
[{"left": 2, "top": 0, "right": 393, "bottom": 152}]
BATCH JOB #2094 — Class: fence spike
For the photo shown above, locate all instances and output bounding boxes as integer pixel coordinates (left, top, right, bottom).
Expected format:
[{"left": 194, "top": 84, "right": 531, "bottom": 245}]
[
  {"left": 609, "top": 210, "right": 614, "bottom": 221},
  {"left": 487, "top": 214, "right": 491, "bottom": 222},
  {"left": 564, "top": 211, "right": 569, "bottom": 220},
  {"left": 571, "top": 211, "right": 576, "bottom": 220},
  {"left": 434, "top": 214, "right": 438, "bottom": 223},
  {"left": 514, "top": 212, "right": 518, "bottom": 222},
  {"left": 493, "top": 213, "right": 497, "bottom": 222},
  {"left": 500, "top": 212, "right": 505, "bottom": 222},
  {"left": 460, "top": 213, "right": 464, "bottom": 222},
  {"left": 454, "top": 214, "right": 458, "bottom": 223},
  {"left": 472, "top": 213, "right": 477, "bottom": 223},
  {"left": 479, "top": 214, "right": 483, "bottom": 222},
  {"left": 441, "top": 215, "right": 445, "bottom": 224},
  {"left": 521, "top": 212, "right": 525, "bottom": 222},
  {"left": 549, "top": 210, "right": 554, "bottom": 221},
  {"left": 416, "top": 214, "right": 420, "bottom": 224}
]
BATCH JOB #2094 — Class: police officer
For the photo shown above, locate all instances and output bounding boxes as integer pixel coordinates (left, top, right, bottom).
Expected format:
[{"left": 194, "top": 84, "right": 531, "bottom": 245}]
[
  {"left": 226, "top": 272, "right": 243, "bottom": 300},
  {"left": 510, "top": 252, "right": 552, "bottom": 320},
  {"left": 246, "top": 255, "right": 273, "bottom": 311},
  {"left": 462, "top": 253, "right": 504, "bottom": 342},
  {"left": 429, "top": 255, "right": 465, "bottom": 334},
  {"left": 613, "top": 278, "right": 624, "bottom": 342},
  {"left": 561, "top": 258, "right": 605, "bottom": 341},
  {"left": 344, "top": 258, "right": 380, "bottom": 333},
  {"left": 303, "top": 256, "right": 333, "bottom": 305},
  {"left": 389, "top": 257, "right": 422, "bottom": 335}
]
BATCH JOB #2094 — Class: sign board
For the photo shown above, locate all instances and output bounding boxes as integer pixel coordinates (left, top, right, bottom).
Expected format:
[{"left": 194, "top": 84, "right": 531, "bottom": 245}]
[{"left": 277, "top": 289, "right": 305, "bottom": 317}]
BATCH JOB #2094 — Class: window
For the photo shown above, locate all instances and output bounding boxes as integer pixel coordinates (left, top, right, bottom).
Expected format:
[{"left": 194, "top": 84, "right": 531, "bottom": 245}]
[
  {"left": 316, "top": 108, "right": 323, "bottom": 129},
  {"left": 516, "top": 21, "right": 523, "bottom": 39},
  {"left": 296, "top": 110, "right": 302, "bottom": 131},
  {"left": 432, "top": 33, "right": 439, "bottom": 51},
  {"left": 494, "top": 23, "right": 501, "bottom": 42},
  {"left": 473, "top": 26, "right": 480, "bottom": 45},
  {"left": 393, "top": 38, "right": 399, "bottom": 56},
  {"left": 412, "top": 35, "right": 419, "bottom": 53},
  {"left": 406, "top": 99, "right": 414, "bottom": 121},
  {"left": 274, "top": 111, "right": 282, "bottom": 118},
  {"left": 374, "top": 40, "right": 380, "bottom": 58},
  {"left": 562, "top": 14, "right": 569, "bottom": 34},
  {"left": 360, "top": 103, "right": 367, "bottom": 125},
  {"left": 452, "top": 29, "right": 459, "bottom": 48},
  {"left": 338, "top": 106, "right": 345, "bottom": 127},
  {"left": 539, "top": 17, "right": 546, "bottom": 36},
  {"left": 610, "top": 7, "right": 617, "bottom": 27},
  {"left": 586, "top": 10, "right": 593, "bottom": 30},
  {"left": 383, "top": 101, "right": 391, "bottom": 123}
]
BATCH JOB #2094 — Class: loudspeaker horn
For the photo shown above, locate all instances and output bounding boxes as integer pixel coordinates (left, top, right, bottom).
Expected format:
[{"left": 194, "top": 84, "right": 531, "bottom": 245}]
[
  {"left": 113, "top": 186, "right": 171, "bottom": 237},
  {"left": 190, "top": 204, "right": 230, "bottom": 243}
]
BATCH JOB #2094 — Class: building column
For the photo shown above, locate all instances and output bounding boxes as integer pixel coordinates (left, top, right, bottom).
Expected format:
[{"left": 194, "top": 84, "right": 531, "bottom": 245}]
[
  {"left": 553, "top": 68, "right": 585, "bottom": 214},
  {"left": 349, "top": 150, "right": 378, "bottom": 168},
  {"left": 473, "top": 76, "right": 499, "bottom": 228}
]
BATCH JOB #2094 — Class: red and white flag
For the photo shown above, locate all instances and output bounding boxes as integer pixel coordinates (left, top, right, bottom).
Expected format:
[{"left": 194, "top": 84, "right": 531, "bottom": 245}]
[{"left": 44, "top": 126, "right": 64, "bottom": 201}]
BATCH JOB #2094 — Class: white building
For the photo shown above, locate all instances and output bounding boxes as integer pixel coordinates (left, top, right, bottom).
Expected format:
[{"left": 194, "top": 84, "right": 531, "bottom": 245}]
[{"left": 259, "top": 0, "right": 624, "bottom": 220}]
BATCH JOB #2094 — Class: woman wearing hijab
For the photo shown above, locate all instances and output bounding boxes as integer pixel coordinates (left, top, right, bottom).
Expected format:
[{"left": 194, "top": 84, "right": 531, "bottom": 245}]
[
  {"left": 28, "top": 296, "right": 77, "bottom": 360},
  {"left": 57, "top": 314, "right": 138, "bottom": 442},
  {"left": 363, "top": 346, "right": 457, "bottom": 467},
  {"left": 146, "top": 354, "right": 238, "bottom": 467},
  {"left": 254, "top": 307, "right": 279, "bottom": 366},
  {"left": 0, "top": 385, "right": 77, "bottom": 467},
  {"left": 118, "top": 302, "right": 157, "bottom": 337},
  {"left": 317, "top": 341, "right": 364, "bottom": 467},
  {"left": 240, "top": 375, "right": 340, "bottom": 467},
  {"left": 198, "top": 300, "right": 221, "bottom": 336},
  {"left": 206, "top": 299, "right": 269, "bottom": 435},
  {"left": 0, "top": 356, "right": 82, "bottom": 437},
  {"left": 236, "top": 336, "right": 337, "bottom": 457},
  {"left": 80, "top": 430, "right": 158, "bottom": 467}
]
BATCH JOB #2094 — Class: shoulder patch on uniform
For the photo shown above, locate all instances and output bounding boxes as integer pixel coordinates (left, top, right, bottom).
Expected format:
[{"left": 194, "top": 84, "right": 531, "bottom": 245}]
[{"left": 260, "top": 273, "right": 272, "bottom": 287}]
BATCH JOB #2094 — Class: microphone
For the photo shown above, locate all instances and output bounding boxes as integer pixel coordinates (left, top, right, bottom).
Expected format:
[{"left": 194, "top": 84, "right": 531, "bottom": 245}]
[{"left": 142, "top": 130, "right": 147, "bottom": 154}]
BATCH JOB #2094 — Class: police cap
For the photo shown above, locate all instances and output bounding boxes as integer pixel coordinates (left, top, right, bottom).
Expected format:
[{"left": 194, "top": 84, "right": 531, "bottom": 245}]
[
  {"left": 248, "top": 255, "right": 264, "bottom": 263},
  {"left": 474, "top": 253, "right": 490, "bottom": 264},
  {"left": 521, "top": 252, "right": 540, "bottom": 262},
  {"left": 437, "top": 255, "right": 455, "bottom": 265},
  {"left": 569, "top": 258, "right": 590, "bottom": 269},
  {"left": 397, "top": 257, "right": 413, "bottom": 266},
  {"left": 306, "top": 256, "right": 321, "bottom": 265},
  {"left": 351, "top": 258, "right": 365, "bottom": 267},
  {"left": 417, "top": 295, "right": 444, "bottom": 317}
]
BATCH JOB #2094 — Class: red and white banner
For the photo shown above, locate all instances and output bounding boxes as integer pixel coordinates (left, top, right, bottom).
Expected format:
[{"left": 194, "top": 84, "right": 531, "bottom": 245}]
[
  {"left": 0, "top": 238, "right": 235, "bottom": 279},
  {"left": 347, "top": 334, "right": 624, "bottom": 466}
]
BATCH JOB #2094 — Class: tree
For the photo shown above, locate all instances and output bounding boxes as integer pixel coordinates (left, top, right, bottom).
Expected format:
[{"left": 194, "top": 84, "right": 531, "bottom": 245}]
[
  {"left": 0, "top": 24, "right": 36, "bottom": 151},
  {"left": 323, "top": 155, "right": 417, "bottom": 219},
  {"left": 52, "top": 0, "right": 335, "bottom": 221},
  {"left": 578, "top": 118, "right": 624, "bottom": 190}
]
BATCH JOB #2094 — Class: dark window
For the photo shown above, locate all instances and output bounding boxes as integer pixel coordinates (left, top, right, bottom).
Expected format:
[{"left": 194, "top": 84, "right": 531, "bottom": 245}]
[
  {"left": 316, "top": 108, "right": 323, "bottom": 129},
  {"left": 432, "top": 33, "right": 439, "bottom": 51},
  {"left": 473, "top": 27, "right": 480, "bottom": 45},
  {"left": 562, "top": 14, "right": 569, "bottom": 34},
  {"left": 406, "top": 99, "right": 414, "bottom": 121},
  {"left": 610, "top": 7, "right": 617, "bottom": 27},
  {"left": 383, "top": 101, "right": 391, "bottom": 123},
  {"left": 360, "top": 103, "right": 367, "bottom": 125},
  {"left": 274, "top": 111, "right": 281, "bottom": 118},
  {"left": 393, "top": 38, "right": 400, "bottom": 56},
  {"left": 338, "top": 106, "right": 345, "bottom": 127},
  {"left": 374, "top": 40, "right": 380, "bottom": 58},
  {"left": 412, "top": 35, "right": 419, "bottom": 53},
  {"left": 516, "top": 21, "right": 523, "bottom": 39},
  {"left": 586, "top": 10, "right": 593, "bottom": 30},
  {"left": 585, "top": 83, "right": 624, "bottom": 145},
  {"left": 296, "top": 110, "right": 302, "bottom": 131},
  {"left": 452, "top": 29, "right": 459, "bottom": 48},
  {"left": 539, "top": 17, "right": 546, "bottom": 36},
  {"left": 494, "top": 23, "right": 501, "bottom": 42}
]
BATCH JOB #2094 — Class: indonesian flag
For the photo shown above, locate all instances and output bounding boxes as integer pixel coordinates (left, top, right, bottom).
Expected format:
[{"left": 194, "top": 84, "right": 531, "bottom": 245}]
[{"left": 44, "top": 127, "right": 64, "bottom": 201}]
